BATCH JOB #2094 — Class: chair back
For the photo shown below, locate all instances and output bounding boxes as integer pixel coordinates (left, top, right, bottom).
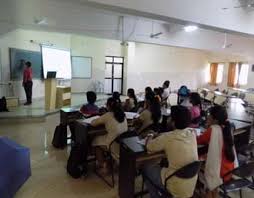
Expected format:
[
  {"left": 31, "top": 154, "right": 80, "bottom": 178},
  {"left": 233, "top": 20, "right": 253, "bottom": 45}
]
[
  {"left": 165, "top": 161, "right": 201, "bottom": 188},
  {"left": 214, "top": 95, "right": 227, "bottom": 106},
  {"left": 232, "top": 161, "right": 254, "bottom": 178}
]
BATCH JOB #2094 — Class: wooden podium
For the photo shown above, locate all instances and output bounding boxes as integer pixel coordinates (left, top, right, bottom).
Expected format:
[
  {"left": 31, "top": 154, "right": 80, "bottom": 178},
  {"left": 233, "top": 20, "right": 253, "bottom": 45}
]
[
  {"left": 56, "top": 86, "right": 71, "bottom": 108},
  {"left": 45, "top": 79, "right": 57, "bottom": 111}
]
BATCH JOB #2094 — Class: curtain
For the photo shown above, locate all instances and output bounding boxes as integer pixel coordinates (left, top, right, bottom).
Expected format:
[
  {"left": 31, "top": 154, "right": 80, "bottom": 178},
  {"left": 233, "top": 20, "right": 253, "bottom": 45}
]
[
  {"left": 227, "top": 62, "right": 237, "bottom": 87},
  {"left": 210, "top": 63, "right": 218, "bottom": 85}
]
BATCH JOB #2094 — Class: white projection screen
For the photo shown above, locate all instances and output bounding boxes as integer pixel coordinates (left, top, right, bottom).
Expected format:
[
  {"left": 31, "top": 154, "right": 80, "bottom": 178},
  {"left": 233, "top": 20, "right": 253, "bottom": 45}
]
[{"left": 42, "top": 46, "right": 72, "bottom": 79}]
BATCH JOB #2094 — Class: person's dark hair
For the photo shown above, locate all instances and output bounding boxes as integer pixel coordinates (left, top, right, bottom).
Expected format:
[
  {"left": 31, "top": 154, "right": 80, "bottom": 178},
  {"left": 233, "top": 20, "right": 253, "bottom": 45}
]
[
  {"left": 86, "top": 91, "right": 97, "bottom": 104},
  {"left": 112, "top": 91, "right": 121, "bottom": 103},
  {"left": 190, "top": 92, "right": 202, "bottom": 110},
  {"left": 163, "top": 80, "right": 170, "bottom": 88},
  {"left": 107, "top": 97, "right": 125, "bottom": 123},
  {"left": 145, "top": 87, "right": 153, "bottom": 95},
  {"left": 209, "top": 105, "right": 235, "bottom": 162},
  {"left": 127, "top": 88, "right": 137, "bottom": 106},
  {"left": 26, "top": 61, "right": 32, "bottom": 67},
  {"left": 171, "top": 105, "right": 191, "bottom": 129},
  {"left": 145, "top": 92, "right": 161, "bottom": 124}
]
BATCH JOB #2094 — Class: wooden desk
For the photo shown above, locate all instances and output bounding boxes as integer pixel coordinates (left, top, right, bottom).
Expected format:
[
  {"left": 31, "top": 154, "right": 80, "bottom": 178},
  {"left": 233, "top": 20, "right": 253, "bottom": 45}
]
[
  {"left": 60, "top": 107, "right": 80, "bottom": 126},
  {"left": 227, "top": 99, "right": 253, "bottom": 123},
  {"left": 229, "top": 119, "right": 252, "bottom": 151},
  {"left": 119, "top": 136, "right": 164, "bottom": 198},
  {"left": 74, "top": 119, "right": 106, "bottom": 145}
]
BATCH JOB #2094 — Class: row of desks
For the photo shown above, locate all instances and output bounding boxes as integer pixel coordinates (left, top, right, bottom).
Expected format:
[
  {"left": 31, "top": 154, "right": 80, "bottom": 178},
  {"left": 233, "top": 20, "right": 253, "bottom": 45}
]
[{"left": 60, "top": 106, "right": 252, "bottom": 198}]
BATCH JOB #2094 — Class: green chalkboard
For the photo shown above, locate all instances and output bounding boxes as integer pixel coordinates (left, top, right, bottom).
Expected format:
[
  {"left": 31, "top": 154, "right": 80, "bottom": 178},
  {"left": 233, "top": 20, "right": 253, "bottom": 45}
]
[{"left": 9, "top": 48, "right": 43, "bottom": 80}]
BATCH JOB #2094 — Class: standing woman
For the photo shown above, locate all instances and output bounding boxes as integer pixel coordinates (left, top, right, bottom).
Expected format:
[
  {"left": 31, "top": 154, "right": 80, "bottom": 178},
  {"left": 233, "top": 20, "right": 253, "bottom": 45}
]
[{"left": 23, "top": 61, "right": 33, "bottom": 105}]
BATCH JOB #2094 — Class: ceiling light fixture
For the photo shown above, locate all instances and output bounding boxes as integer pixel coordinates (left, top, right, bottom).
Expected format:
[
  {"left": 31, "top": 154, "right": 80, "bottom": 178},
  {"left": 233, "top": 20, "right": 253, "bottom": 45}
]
[{"left": 184, "top": 25, "right": 198, "bottom": 32}]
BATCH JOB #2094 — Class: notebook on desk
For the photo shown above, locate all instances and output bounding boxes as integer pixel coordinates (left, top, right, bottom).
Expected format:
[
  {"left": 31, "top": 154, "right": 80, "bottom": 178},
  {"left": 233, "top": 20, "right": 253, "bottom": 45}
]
[
  {"left": 125, "top": 112, "right": 140, "bottom": 120},
  {"left": 81, "top": 116, "right": 100, "bottom": 124}
]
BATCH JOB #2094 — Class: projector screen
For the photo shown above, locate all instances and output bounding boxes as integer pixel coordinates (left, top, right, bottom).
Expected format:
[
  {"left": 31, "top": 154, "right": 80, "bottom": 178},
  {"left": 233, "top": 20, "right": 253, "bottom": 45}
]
[{"left": 42, "top": 46, "right": 72, "bottom": 79}]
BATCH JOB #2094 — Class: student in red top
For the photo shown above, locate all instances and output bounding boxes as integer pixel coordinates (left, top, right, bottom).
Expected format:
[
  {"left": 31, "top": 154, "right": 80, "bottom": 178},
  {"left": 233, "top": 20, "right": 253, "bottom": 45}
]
[
  {"left": 23, "top": 61, "right": 33, "bottom": 105},
  {"left": 197, "top": 105, "right": 236, "bottom": 198}
]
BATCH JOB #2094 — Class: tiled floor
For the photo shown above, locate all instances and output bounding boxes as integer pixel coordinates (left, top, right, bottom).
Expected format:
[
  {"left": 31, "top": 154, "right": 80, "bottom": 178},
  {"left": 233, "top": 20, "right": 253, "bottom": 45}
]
[
  {"left": 0, "top": 114, "right": 119, "bottom": 198},
  {"left": 0, "top": 93, "right": 112, "bottom": 119}
]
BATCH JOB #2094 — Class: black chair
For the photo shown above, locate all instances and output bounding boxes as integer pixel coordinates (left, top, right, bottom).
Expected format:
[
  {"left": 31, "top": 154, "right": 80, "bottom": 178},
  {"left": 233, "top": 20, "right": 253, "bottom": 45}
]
[
  {"left": 219, "top": 161, "right": 254, "bottom": 198},
  {"left": 141, "top": 161, "right": 201, "bottom": 198},
  {"left": 94, "top": 131, "right": 135, "bottom": 187}
]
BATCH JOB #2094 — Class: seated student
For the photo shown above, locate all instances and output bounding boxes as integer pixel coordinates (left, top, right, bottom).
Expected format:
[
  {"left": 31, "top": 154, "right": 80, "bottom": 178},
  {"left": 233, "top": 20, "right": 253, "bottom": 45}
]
[
  {"left": 112, "top": 91, "right": 121, "bottom": 104},
  {"left": 161, "top": 80, "right": 171, "bottom": 100},
  {"left": 154, "top": 88, "right": 162, "bottom": 103},
  {"left": 80, "top": 91, "right": 99, "bottom": 115},
  {"left": 142, "top": 105, "right": 198, "bottom": 198},
  {"left": 145, "top": 86, "right": 153, "bottom": 95},
  {"left": 124, "top": 88, "right": 138, "bottom": 112},
  {"left": 134, "top": 92, "right": 161, "bottom": 136},
  {"left": 91, "top": 97, "right": 128, "bottom": 171},
  {"left": 189, "top": 92, "right": 202, "bottom": 128},
  {"left": 197, "top": 106, "right": 236, "bottom": 198}
]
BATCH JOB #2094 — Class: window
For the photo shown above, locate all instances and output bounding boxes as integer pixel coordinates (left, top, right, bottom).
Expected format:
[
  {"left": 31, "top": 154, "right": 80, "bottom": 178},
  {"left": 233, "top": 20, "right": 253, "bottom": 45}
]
[
  {"left": 238, "top": 64, "right": 249, "bottom": 85},
  {"left": 232, "top": 63, "right": 249, "bottom": 87},
  {"left": 216, "top": 64, "right": 224, "bottom": 84},
  {"left": 104, "top": 56, "right": 124, "bottom": 94},
  {"left": 209, "top": 63, "right": 224, "bottom": 85}
]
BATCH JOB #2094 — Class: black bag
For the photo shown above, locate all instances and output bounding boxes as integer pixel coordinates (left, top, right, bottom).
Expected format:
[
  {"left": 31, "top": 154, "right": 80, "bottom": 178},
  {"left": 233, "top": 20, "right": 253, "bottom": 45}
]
[
  {"left": 52, "top": 124, "right": 67, "bottom": 149},
  {"left": 67, "top": 143, "right": 87, "bottom": 179},
  {"left": 0, "top": 97, "right": 8, "bottom": 112}
]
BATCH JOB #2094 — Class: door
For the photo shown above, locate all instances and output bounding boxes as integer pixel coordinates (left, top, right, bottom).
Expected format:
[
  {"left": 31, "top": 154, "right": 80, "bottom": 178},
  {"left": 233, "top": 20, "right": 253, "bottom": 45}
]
[{"left": 104, "top": 56, "right": 124, "bottom": 94}]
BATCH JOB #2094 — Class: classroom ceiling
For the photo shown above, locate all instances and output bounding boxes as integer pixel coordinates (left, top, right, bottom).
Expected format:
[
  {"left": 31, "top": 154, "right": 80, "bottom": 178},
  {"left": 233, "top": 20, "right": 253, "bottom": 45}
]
[{"left": 1, "top": 0, "right": 254, "bottom": 59}]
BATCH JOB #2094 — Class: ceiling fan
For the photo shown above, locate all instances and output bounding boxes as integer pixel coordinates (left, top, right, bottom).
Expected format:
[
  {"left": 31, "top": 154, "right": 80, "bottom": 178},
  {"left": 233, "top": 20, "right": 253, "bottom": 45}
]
[
  {"left": 222, "top": 33, "right": 233, "bottom": 49},
  {"left": 222, "top": 2, "right": 254, "bottom": 10}
]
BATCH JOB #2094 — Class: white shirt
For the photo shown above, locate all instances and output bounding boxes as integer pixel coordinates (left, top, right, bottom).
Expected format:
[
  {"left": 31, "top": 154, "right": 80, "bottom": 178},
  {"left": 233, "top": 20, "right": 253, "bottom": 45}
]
[{"left": 162, "top": 88, "right": 170, "bottom": 99}]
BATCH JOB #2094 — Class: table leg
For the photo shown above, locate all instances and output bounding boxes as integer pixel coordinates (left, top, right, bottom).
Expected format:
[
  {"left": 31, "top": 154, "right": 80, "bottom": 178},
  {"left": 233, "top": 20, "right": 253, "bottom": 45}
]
[{"left": 119, "top": 144, "right": 136, "bottom": 198}]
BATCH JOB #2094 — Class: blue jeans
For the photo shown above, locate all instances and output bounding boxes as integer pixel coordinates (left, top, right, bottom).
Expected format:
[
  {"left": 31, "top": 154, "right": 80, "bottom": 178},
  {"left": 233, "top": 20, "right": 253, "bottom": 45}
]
[{"left": 142, "top": 164, "right": 171, "bottom": 198}]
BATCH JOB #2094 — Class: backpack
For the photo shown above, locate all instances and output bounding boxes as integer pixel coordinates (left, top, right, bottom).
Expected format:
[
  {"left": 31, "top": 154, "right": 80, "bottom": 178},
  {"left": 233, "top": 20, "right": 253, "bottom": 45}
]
[
  {"left": 0, "top": 97, "right": 8, "bottom": 112},
  {"left": 67, "top": 143, "right": 87, "bottom": 178},
  {"left": 178, "top": 86, "right": 190, "bottom": 97},
  {"left": 52, "top": 124, "right": 67, "bottom": 149}
]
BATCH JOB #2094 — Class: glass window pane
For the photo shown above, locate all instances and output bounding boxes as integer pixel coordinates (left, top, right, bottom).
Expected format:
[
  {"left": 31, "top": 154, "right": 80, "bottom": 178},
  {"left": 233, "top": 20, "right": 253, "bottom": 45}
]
[
  {"left": 114, "top": 57, "right": 123, "bottom": 63},
  {"left": 104, "top": 79, "right": 112, "bottom": 94},
  {"left": 105, "top": 64, "right": 112, "bottom": 78},
  {"left": 113, "top": 79, "right": 122, "bottom": 93},
  {"left": 216, "top": 64, "right": 224, "bottom": 84},
  {"left": 113, "top": 64, "right": 123, "bottom": 78},
  {"left": 106, "top": 57, "right": 113, "bottom": 63},
  {"left": 239, "top": 64, "right": 249, "bottom": 85}
]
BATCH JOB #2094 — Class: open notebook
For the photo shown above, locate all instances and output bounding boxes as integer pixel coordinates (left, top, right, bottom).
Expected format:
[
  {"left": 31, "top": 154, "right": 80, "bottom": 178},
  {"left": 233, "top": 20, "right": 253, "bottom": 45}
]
[
  {"left": 125, "top": 112, "right": 140, "bottom": 120},
  {"left": 81, "top": 116, "right": 100, "bottom": 124}
]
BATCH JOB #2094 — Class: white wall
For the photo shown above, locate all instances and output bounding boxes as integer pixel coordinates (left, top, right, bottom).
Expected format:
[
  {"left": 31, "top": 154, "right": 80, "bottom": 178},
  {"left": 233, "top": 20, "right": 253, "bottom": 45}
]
[
  {"left": 1, "top": 28, "right": 253, "bottom": 101},
  {"left": 0, "top": 29, "right": 123, "bottom": 100},
  {"left": 126, "top": 42, "right": 208, "bottom": 93},
  {"left": 204, "top": 51, "right": 254, "bottom": 91},
  {"left": 0, "top": 29, "right": 71, "bottom": 100},
  {"left": 70, "top": 35, "right": 123, "bottom": 93}
]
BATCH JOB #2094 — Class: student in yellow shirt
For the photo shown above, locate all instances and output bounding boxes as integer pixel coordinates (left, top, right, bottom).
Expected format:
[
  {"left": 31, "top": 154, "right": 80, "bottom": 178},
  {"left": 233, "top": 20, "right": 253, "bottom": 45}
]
[{"left": 143, "top": 105, "right": 198, "bottom": 198}]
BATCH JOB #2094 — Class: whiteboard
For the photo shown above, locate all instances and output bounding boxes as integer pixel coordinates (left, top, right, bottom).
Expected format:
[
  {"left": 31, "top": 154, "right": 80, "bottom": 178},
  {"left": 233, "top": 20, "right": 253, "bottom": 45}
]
[{"left": 71, "top": 56, "right": 92, "bottom": 78}]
